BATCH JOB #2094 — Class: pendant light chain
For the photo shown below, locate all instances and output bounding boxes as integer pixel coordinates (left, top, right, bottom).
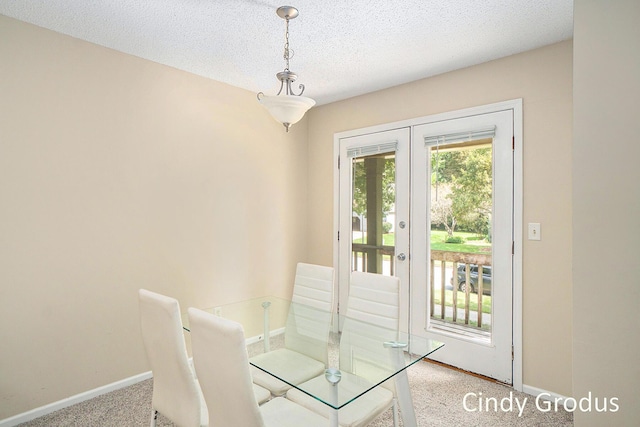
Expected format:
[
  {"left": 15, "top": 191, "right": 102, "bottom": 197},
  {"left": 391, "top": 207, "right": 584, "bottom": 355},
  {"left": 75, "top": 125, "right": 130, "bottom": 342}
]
[{"left": 283, "top": 16, "right": 291, "bottom": 71}]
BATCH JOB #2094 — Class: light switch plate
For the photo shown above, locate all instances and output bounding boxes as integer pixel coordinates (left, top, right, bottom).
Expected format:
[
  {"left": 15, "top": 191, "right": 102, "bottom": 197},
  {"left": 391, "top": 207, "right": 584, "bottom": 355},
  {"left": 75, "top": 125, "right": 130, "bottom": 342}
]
[{"left": 528, "top": 223, "right": 541, "bottom": 240}]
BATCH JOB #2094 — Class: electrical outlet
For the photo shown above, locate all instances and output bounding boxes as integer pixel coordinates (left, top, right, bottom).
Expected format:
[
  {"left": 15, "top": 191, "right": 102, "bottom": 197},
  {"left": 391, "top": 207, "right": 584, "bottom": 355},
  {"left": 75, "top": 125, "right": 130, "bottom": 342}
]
[{"left": 528, "top": 223, "right": 541, "bottom": 240}]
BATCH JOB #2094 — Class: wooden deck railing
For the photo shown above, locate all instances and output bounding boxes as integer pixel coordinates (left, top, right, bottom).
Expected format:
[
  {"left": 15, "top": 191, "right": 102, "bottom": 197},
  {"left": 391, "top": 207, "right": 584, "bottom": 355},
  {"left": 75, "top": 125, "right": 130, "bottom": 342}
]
[
  {"left": 351, "top": 243, "right": 396, "bottom": 275},
  {"left": 430, "top": 250, "right": 491, "bottom": 328}
]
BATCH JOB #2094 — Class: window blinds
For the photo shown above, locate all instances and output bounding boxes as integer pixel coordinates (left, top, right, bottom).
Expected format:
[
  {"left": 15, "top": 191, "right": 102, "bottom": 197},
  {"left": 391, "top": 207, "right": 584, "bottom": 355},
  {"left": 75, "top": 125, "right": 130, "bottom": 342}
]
[
  {"left": 346, "top": 141, "right": 398, "bottom": 158},
  {"left": 423, "top": 126, "right": 496, "bottom": 147}
]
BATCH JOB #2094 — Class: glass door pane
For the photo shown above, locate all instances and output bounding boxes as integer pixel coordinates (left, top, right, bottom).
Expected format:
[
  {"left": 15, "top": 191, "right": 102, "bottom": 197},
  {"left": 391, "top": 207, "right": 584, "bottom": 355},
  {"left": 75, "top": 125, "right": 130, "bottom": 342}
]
[
  {"left": 351, "top": 153, "right": 396, "bottom": 276},
  {"left": 429, "top": 140, "right": 493, "bottom": 340}
]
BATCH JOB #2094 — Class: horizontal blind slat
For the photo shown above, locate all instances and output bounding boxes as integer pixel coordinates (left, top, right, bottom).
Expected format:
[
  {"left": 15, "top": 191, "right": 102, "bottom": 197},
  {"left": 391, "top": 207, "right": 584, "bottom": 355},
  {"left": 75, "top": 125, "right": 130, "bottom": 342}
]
[
  {"left": 424, "top": 126, "right": 496, "bottom": 147},
  {"left": 347, "top": 141, "right": 398, "bottom": 158}
]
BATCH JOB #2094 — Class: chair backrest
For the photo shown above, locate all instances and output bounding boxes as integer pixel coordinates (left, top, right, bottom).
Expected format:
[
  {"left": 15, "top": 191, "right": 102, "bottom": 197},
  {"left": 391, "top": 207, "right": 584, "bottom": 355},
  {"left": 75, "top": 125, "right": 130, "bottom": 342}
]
[
  {"left": 339, "top": 272, "right": 400, "bottom": 385},
  {"left": 188, "top": 307, "right": 265, "bottom": 427},
  {"left": 290, "top": 263, "right": 334, "bottom": 310},
  {"left": 343, "top": 271, "right": 399, "bottom": 329},
  {"left": 138, "top": 289, "right": 205, "bottom": 427},
  {"left": 285, "top": 263, "right": 335, "bottom": 365}
]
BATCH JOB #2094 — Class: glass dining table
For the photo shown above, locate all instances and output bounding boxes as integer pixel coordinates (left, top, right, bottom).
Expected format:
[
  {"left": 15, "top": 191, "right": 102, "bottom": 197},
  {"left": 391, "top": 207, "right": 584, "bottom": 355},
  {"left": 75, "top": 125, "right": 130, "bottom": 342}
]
[{"left": 183, "top": 296, "right": 444, "bottom": 427}]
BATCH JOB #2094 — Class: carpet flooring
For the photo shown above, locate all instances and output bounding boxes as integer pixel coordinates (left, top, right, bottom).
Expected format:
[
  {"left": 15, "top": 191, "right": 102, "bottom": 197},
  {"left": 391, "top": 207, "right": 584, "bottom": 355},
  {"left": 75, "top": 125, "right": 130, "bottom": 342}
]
[{"left": 18, "top": 360, "right": 573, "bottom": 426}]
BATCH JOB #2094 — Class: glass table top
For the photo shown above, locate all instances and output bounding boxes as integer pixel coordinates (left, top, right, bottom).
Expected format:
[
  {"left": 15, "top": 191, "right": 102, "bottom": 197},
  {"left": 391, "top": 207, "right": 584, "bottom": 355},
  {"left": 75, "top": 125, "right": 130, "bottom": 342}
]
[{"left": 184, "top": 296, "right": 444, "bottom": 410}]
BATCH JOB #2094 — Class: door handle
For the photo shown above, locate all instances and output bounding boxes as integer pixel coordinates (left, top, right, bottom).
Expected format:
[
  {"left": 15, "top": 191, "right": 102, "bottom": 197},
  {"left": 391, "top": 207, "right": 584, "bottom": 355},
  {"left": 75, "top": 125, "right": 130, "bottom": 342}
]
[{"left": 397, "top": 253, "right": 406, "bottom": 261}]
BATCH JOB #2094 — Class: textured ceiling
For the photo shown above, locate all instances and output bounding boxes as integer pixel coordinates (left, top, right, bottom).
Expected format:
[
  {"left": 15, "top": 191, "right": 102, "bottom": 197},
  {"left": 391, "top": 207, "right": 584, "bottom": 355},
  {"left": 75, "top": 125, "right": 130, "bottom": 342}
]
[{"left": 0, "top": 0, "right": 574, "bottom": 105}]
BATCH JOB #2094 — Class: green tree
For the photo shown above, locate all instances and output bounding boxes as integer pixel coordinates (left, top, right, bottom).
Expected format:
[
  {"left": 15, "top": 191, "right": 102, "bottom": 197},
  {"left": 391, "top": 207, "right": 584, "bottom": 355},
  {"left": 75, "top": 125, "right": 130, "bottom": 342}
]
[
  {"left": 431, "top": 146, "right": 492, "bottom": 237},
  {"left": 352, "top": 155, "right": 396, "bottom": 221}
]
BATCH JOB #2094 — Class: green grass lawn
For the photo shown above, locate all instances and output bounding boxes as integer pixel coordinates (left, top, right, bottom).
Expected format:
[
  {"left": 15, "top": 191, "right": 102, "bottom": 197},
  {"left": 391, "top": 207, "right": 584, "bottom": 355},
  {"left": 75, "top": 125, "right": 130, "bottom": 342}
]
[
  {"left": 429, "top": 230, "right": 491, "bottom": 254},
  {"left": 352, "top": 234, "right": 396, "bottom": 245},
  {"left": 354, "top": 230, "right": 491, "bottom": 255}
]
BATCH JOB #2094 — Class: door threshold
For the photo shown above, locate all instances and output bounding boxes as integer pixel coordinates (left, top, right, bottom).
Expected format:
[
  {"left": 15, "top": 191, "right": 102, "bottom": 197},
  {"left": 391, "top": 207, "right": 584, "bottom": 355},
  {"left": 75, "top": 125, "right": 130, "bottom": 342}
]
[{"left": 422, "top": 358, "right": 511, "bottom": 386}]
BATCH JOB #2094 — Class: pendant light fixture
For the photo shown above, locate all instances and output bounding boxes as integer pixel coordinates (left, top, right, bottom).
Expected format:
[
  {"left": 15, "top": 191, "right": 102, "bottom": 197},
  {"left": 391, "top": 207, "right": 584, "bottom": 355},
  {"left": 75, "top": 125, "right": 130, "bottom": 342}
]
[{"left": 257, "top": 6, "right": 315, "bottom": 132}]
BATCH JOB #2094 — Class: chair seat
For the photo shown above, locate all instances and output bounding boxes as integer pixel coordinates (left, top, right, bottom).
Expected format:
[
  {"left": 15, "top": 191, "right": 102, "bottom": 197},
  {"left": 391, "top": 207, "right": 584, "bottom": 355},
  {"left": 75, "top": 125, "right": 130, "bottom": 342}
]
[
  {"left": 286, "top": 371, "right": 394, "bottom": 427},
  {"left": 251, "top": 348, "right": 325, "bottom": 396},
  {"left": 254, "top": 383, "right": 271, "bottom": 404},
  {"left": 261, "top": 397, "right": 329, "bottom": 427}
]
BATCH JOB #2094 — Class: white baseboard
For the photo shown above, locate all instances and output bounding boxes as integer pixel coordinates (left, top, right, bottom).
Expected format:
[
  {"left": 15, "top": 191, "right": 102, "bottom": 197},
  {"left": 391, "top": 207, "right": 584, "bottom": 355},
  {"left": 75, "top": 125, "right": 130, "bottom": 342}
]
[
  {"left": 522, "top": 384, "right": 575, "bottom": 410},
  {"left": 0, "top": 328, "right": 286, "bottom": 427},
  {"left": 0, "top": 371, "right": 152, "bottom": 427}
]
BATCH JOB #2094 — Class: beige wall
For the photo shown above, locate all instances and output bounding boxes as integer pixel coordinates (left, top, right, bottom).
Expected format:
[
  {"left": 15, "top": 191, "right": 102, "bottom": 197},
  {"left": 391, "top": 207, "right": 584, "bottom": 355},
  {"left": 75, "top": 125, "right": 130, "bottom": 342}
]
[
  {"left": 306, "top": 41, "right": 574, "bottom": 396},
  {"left": 10, "top": 6, "right": 630, "bottom": 421},
  {"left": 0, "top": 15, "right": 308, "bottom": 419},
  {"left": 573, "top": 0, "right": 640, "bottom": 425}
]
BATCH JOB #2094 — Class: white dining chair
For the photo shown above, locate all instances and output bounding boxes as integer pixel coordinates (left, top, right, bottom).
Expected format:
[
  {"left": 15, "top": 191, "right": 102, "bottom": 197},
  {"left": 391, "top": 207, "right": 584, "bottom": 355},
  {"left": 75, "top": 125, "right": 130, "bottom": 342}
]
[
  {"left": 138, "top": 289, "right": 209, "bottom": 427},
  {"left": 286, "top": 271, "right": 412, "bottom": 427},
  {"left": 188, "top": 307, "right": 330, "bottom": 427},
  {"left": 250, "top": 262, "right": 335, "bottom": 396}
]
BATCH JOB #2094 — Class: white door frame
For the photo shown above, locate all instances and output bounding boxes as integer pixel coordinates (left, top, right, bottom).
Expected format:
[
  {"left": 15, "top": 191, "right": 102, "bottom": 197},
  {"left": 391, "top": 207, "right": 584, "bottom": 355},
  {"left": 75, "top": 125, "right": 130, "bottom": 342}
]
[{"left": 333, "top": 99, "right": 523, "bottom": 391}]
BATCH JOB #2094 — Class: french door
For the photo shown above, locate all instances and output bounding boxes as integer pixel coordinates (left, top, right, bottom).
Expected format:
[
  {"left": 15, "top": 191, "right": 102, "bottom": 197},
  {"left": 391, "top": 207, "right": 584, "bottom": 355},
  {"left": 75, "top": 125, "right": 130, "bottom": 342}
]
[
  {"left": 411, "top": 110, "right": 514, "bottom": 384},
  {"left": 337, "top": 128, "right": 410, "bottom": 330},
  {"left": 335, "top": 102, "right": 520, "bottom": 384}
]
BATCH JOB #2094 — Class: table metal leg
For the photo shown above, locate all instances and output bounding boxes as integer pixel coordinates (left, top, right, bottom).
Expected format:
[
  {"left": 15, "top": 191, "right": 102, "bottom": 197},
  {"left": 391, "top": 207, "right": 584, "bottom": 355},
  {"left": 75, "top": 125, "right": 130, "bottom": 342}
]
[
  {"left": 384, "top": 341, "right": 417, "bottom": 427},
  {"left": 325, "top": 368, "right": 342, "bottom": 427},
  {"left": 330, "top": 402, "right": 338, "bottom": 427},
  {"left": 395, "top": 369, "right": 417, "bottom": 427},
  {"left": 261, "top": 301, "right": 271, "bottom": 352}
]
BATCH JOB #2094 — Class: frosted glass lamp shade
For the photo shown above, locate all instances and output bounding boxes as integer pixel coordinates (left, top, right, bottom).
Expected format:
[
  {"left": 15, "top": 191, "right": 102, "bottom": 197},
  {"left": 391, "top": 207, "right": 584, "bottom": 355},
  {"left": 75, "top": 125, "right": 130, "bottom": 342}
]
[{"left": 259, "top": 95, "right": 316, "bottom": 130}]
